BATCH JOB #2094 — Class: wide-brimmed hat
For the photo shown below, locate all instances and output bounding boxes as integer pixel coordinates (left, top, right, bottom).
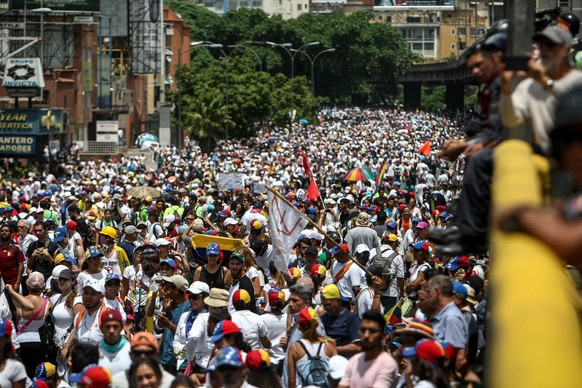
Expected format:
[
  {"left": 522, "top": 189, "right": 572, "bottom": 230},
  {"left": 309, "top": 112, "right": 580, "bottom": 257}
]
[
  {"left": 393, "top": 318, "right": 434, "bottom": 339},
  {"left": 354, "top": 212, "right": 370, "bottom": 227},
  {"left": 204, "top": 288, "right": 229, "bottom": 308}
]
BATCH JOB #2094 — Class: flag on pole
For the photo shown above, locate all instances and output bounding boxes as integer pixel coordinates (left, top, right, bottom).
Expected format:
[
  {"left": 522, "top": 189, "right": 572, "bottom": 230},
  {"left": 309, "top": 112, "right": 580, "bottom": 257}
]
[
  {"left": 418, "top": 140, "right": 431, "bottom": 156},
  {"left": 384, "top": 298, "right": 403, "bottom": 325},
  {"left": 376, "top": 162, "right": 387, "bottom": 189},
  {"left": 267, "top": 187, "right": 309, "bottom": 274},
  {"left": 301, "top": 151, "right": 312, "bottom": 176},
  {"left": 307, "top": 177, "right": 321, "bottom": 201}
]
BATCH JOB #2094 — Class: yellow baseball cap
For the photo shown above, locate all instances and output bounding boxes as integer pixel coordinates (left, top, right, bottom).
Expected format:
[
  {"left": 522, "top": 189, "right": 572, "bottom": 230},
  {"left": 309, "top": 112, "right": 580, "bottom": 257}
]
[{"left": 321, "top": 284, "right": 341, "bottom": 300}]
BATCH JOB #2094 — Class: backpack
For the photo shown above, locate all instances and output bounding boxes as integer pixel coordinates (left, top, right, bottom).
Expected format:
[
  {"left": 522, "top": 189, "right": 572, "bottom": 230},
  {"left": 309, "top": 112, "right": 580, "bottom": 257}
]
[
  {"left": 297, "top": 340, "right": 330, "bottom": 388},
  {"left": 152, "top": 222, "right": 163, "bottom": 239},
  {"left": 369, "top": 250, "right": 399, "bottom": 281}
]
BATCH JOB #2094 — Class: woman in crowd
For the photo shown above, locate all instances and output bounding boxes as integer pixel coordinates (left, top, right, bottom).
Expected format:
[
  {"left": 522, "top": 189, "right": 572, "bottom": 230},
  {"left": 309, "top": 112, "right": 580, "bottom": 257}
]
[
  {"left": 235, "top": 246, "right": 263, "bottom": 297},
  {"left": 287, "top": 307, "right": 337, "bottom": 388},
  {"left": 17, "top": 271, "right": 53, "bottom": 378},
  {"left": 50, "top": 268, "right": 83, "bottom": 378},
  {"left": 193, "top": 243, "right": 232, "bottom": 290},
  {"left": 130, "top": 356, "right": 163, "bottom": 388}
]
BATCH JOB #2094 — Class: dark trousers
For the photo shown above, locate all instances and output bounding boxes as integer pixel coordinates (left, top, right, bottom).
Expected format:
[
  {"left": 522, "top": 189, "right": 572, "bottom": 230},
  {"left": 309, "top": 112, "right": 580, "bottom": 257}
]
[{"left": 455, "top": 148, "right": 494, "bottom": 244}]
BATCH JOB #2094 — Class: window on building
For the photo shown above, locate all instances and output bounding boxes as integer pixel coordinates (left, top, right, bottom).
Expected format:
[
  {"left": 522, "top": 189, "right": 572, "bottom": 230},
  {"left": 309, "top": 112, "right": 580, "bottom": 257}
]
[
  {"left": 459, "top": 42, "right": 466, "bottom": 50},
  {"left": 451, "top": 43, "right": 456, "bottom": 50},
  {"left": 41, "top": 90, "right": 49, "bottom": 105},
  {"left": 412, "top": 43, "right": 423, "bottom": 51},
  {"left": 425, "top": 42, "right": 434, "bottom": 51},
  {"left": 451, "top": 28, "right": 455, "bottom": 35},
  {"left": 559, "top": 0, "right": 570, "bottom": 9},
  {"left": 406, "top": 16, "right": 421, "bottom": 23},
  {"left": 386, "top": 16, "right": 392, "bottom": 23},
  {"left": 459, "top": 27, "right": 466, "bottom": 36},
  {"left": 297, "top": 3, "right": 301, "bottom": 9}
]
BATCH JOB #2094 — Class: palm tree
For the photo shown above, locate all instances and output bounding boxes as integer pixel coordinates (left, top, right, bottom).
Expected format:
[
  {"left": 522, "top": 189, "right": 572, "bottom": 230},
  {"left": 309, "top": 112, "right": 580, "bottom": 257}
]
[{"left": 182, "top": 92, "right": 233, "bottom": 153}]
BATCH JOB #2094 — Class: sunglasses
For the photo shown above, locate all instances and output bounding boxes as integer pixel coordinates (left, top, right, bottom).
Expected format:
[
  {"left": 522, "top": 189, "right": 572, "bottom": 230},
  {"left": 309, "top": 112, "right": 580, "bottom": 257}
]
[
  {"left": 188, "top": 293, "right": 202, "bottom": 301},
  {"left": 106, "top": 282, "right": 121, "bottom": 287},
  {"left": 132, "top": 350, "right": 155, "bottom": 357}
]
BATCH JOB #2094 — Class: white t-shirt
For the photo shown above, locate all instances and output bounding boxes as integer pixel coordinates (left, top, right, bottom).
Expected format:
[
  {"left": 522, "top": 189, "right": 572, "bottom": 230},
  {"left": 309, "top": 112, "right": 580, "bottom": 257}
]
[
  {"left": 0, "top": 359, "right": 28, "bottom": 387},
  {"left": 103, "top": 297, "right": 127, "bottom": 323},
  {"left": 123, "top": 265, "right": 150, "bottom": 307},
  {"left": 331, "top": 261, "right": 364, "bottom": 299},
  {"left": 231, "top": 310, "right": 269, "bottom": 350},
  {"left": 377, "top": 251, "right": 405, "bottom": 298},
  {"left": 102, "top": 249, "right": 122, "bottom": 276},
  {"left": 50, "top": 292, "right": 80, "bottom": 348},
  {"left": 260, "top": 313, "right": 287, "bottom": 366},
  {"left": 355, "top": 287, "right": 384, "bottom": 319},
  {"left": 99, "top": 340, "right": 132, "bottom": 376}
]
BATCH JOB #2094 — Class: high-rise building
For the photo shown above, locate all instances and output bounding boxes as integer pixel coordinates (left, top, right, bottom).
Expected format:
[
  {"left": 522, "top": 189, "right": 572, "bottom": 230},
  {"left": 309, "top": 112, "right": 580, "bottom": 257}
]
[{"left": 373, "top": 1, "right": 499, "bottom": 60}]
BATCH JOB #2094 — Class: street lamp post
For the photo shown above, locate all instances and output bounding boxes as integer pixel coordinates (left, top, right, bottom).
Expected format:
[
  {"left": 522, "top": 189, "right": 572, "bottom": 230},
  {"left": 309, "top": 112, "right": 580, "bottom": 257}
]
[
  {"left": 266, "top": 41, "right": 319, "bottom": 122},
  {"left": 292, "top": 48, "right": 336, "bottom": 96},
  {"left": 226, "top": 44, "right": 263, "bottom": 71},
  {"left": 177, "top": 41, "right": 222, "bottom": 148}
]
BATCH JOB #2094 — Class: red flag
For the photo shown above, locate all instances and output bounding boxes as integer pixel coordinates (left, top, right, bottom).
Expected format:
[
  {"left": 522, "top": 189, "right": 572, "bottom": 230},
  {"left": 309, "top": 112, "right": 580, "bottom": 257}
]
[
  {"left": 418, "top": 140, "right": 431, "bottom": 156},
  {"left": 301, "top": 152, "right": 311, "bottom": 176},
  {"left": 307, "top": 177, "right": 321, "bottom": 201}
]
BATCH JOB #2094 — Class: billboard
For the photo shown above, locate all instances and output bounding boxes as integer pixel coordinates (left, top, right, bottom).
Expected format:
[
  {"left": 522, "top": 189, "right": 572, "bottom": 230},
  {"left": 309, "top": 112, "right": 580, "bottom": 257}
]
[
  {"left": 0, "top": 136, "right": 37, "bottom": 155},
  {"left": 130, "top": 0, "right": 163, "bottom": 74},
  {"left": 2, "top": 58, "right": 44, "bottom": 88},
  {"left": 10, "top": 0, "right": 100, "bottom": 12},
  {"left": 96, "top": 120, "right": 119, "bottom": 142},
  {"left": 0, "top": 109, "right": 64, "bottom": 134}
]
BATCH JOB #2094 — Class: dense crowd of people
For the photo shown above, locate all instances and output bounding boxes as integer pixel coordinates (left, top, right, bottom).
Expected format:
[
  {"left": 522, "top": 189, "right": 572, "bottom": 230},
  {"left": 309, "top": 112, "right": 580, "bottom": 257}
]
[
  {"left": 0, "top": 104, "right": 479, "bottom": 387},
  {"left": 0, "top": 13, "right": 581, "bottom": 388}
]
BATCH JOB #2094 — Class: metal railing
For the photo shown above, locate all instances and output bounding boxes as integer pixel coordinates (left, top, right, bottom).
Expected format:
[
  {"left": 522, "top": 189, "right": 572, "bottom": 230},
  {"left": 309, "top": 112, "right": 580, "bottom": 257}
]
[{"left": 77, "top": 141, "right": 119, "bottom": 155}]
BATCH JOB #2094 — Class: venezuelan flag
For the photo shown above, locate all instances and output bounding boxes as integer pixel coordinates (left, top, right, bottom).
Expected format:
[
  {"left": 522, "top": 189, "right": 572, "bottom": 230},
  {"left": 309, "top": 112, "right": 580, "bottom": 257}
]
[
  {"left": 376, "top": 162, "right": 387, "bottom": 189},
  {"left": 190, "top": 234, "right": 246, "bottom": 264},
  {"left": 384, "top": 298, "right": 403, "bottom": 325}
]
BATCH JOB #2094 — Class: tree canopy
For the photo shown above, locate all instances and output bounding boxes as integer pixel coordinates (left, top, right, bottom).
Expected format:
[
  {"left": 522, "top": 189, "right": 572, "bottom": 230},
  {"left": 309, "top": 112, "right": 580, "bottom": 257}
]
[{"left": 166, "top": 1, "right": 416, "bottom": 139}]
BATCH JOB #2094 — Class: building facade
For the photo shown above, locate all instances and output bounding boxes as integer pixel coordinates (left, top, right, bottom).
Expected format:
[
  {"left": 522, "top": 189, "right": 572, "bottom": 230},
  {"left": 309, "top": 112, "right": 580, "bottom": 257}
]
[
  {"left": 373, "top": 1, "right": 491, "bottom": 61},
  {"left": 0, "top": 1, "right": 191, "bottom": 160}
]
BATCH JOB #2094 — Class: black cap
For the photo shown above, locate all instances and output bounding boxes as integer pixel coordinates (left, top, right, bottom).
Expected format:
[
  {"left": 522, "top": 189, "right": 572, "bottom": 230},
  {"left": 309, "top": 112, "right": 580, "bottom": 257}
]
[
  {"left": 58, "top": 269, "right": 76, "bottom": 280},
  {"left": 305, "top": 246, "right": 319, "bottom": 257}
]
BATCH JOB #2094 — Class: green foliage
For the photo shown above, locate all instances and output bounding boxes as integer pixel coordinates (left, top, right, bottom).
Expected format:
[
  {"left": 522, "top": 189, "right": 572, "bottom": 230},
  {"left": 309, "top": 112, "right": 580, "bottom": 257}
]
[
  {"left": 465, "top": 85, "right": 478, "bottom": 109},
  {"left": 165, "top": 1, "right": 415, "bottom": 137},
  {"left": 420, "top": 85, "right": 446, "bottom": 112}
]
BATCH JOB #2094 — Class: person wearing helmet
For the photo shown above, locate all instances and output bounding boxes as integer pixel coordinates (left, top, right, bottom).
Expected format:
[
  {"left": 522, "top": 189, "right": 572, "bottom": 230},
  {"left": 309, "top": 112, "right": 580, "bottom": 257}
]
[
  {"left": 558, "top": 12, "right": 582, "bottom": 70},
  {"left": 99, "top": 226, "right": 130, "bottom": 282}
]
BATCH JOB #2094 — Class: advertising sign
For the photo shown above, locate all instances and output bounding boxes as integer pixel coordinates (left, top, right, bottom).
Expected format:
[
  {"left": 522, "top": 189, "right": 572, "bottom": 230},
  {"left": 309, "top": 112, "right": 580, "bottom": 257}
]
[
  {"left": 96, "top": 120, "right": 119, "bottom": 142},
  {"left": 0, "top": 109, "right": 64, "bottom": 134},
  {"left": 0, "top": 136, "right": 36, "bottom": 155},
  {"left": 10, "top": 0, "right": 100, "bottom": 12},
  {"left": 2, "top": 58, "right": 44, "bottom": 88}
]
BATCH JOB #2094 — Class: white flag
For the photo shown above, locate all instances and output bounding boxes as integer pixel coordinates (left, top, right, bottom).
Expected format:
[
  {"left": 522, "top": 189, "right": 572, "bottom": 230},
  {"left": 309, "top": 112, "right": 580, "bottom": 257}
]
[{"left": 267, "top": 188, "right": 309, "bottom": 274}]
